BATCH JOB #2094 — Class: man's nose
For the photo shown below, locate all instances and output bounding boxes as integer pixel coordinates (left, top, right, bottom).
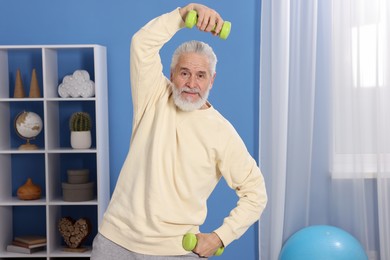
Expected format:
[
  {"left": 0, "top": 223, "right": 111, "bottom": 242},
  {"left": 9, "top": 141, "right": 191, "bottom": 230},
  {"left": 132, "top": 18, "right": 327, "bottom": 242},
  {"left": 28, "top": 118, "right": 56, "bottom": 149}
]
[{"left": 186, "top": 75, "right": 197, "bottom": 88}]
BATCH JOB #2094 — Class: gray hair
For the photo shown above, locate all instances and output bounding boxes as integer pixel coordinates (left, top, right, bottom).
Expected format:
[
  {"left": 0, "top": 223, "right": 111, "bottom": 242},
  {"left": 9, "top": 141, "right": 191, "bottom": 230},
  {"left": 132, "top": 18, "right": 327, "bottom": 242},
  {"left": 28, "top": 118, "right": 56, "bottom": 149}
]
[{"left": 170, "top": 40, "right": 217, "bottom": 75}]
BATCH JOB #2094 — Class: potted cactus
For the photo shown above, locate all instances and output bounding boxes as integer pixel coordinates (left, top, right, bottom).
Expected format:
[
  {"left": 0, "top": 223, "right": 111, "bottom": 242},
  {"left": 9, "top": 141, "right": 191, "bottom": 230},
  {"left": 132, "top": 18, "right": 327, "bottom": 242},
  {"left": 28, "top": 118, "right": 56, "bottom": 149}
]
[{"left": 69, "top": 112, "right": 92, "bottom": 149}]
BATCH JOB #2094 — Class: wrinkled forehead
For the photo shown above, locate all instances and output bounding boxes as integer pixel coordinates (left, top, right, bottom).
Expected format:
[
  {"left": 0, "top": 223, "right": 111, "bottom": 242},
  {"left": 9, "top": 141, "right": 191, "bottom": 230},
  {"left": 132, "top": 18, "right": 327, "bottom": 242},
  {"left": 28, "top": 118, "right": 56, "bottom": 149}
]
[{"left": 176, "top": 52, "right": 211, "bottom": 73}]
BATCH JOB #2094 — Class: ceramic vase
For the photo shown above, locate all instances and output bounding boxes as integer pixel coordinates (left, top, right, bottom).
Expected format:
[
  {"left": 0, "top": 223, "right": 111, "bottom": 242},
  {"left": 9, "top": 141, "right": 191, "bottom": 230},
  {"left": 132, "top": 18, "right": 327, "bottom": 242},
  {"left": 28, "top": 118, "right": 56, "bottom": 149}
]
[{"left": 17, "top": 178, "right": 41, "bottom": 200}]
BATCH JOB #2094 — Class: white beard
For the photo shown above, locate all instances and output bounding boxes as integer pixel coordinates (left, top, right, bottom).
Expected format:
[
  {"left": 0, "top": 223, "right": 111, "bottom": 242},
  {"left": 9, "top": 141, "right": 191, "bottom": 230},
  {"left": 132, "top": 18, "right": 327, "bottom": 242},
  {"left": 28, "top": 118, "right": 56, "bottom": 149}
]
[{"left": 171, "top": 84, "right": 210, "bottom": 112}]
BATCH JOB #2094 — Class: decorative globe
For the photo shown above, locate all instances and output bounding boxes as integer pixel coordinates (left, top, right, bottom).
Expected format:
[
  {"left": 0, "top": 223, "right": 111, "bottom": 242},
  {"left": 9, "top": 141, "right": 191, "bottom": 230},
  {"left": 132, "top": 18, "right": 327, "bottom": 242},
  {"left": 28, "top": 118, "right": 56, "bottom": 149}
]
[{"left": 14, "top": 111, "right": 43, "bottom": 150}]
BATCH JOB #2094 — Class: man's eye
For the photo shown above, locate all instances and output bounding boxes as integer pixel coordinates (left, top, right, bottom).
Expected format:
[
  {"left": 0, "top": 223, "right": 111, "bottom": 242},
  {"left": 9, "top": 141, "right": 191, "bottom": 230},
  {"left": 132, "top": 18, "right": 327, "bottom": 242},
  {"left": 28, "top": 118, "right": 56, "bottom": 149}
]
[{"left": 197, "top": 74, "right": 206, "bottom": 79}]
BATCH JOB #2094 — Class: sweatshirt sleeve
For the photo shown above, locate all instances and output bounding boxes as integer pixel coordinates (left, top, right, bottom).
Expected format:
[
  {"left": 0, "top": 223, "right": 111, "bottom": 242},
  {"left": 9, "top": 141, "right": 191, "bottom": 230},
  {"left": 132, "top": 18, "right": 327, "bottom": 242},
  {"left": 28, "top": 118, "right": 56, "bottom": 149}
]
[
  {"left": 214, "top": 132, "right": 268, "bottom": 247},
  {"left": 130, "top": 8, "right": 185, "bottom": 126}
]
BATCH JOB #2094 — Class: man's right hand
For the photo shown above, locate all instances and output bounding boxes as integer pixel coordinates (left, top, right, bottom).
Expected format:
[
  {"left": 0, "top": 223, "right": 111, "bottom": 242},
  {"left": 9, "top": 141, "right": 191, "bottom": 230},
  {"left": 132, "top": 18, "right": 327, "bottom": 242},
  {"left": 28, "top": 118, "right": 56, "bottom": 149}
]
[{"left": 179, "top": 3, "right": 225, "bottom": 37}]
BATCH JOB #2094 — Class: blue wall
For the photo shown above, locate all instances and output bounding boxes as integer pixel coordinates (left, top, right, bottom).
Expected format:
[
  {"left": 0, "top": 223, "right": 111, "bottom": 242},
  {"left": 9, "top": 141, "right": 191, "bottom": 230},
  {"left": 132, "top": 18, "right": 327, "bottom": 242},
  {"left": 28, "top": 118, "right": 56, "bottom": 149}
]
[{"left": 0, "top": 1, "right": 261, "bottom": 259}]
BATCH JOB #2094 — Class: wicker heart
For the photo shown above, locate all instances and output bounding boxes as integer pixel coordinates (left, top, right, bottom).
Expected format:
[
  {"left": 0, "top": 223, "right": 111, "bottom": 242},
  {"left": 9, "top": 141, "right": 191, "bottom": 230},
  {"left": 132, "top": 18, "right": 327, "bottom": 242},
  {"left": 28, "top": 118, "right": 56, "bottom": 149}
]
[{"left": 58, "top": 217, "right": 91, "bottom": 248}]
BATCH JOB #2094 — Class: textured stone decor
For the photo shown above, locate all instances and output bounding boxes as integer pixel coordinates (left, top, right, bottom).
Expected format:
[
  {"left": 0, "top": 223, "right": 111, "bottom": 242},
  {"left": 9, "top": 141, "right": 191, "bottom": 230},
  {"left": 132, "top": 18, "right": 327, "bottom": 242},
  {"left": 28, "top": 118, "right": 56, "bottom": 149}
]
[{"left": 58, "top": 217, "right": 91, "bottom": 249}]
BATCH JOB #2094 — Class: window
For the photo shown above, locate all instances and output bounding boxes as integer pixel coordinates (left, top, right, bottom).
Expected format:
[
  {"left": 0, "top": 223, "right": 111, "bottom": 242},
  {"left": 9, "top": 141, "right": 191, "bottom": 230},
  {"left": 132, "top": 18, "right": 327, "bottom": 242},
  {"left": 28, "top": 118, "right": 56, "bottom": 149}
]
[
  {"left": 331, "top": 0, "right": 390, "bottom": 179},
  {"left": 351, "top": 23, "right": 384, "bottom": 88}
]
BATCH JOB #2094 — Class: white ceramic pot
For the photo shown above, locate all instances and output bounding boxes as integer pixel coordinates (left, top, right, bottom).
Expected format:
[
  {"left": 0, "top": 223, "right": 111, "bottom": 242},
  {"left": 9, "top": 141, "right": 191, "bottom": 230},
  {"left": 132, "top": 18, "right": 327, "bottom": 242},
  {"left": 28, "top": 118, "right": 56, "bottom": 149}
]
[{"left": 70, "top": 131, "right": 92, "bottom": 149}]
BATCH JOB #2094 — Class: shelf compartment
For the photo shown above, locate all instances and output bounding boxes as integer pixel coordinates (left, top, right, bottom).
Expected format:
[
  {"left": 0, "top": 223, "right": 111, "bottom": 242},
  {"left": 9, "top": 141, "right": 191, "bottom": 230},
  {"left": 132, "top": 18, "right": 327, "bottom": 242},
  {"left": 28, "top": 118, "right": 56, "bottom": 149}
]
[
  {"left": 0, "top": 101, "right": 45, "bottom": 151},
  {"left": 12, "top": 205, "right": 46, "bottom": 238},
  {"left": 46, "top": 153, "right": 97, "bottom": 203},
  {"left": 43, "top": 47, "right": 95, "bottom": 99},
  {"left": 45, "top": 100, "right": 96, "bottom": 150},
  {"left": 10, "top": 101, "right": 45, "bottom": 150},
  {"left": 47, "top": 205, "right": 97, "bottom": 257},
  {"left": 0, "top": 205, "right": 47, "bottom": 257},
  {"left": 11, "top": 153, "right": 46, "bottom": 200},
  {"left": 0, "top": 154, "right": 45, "bottom": 203},
  {"left": 0, "top": 48, "right": 44, "bottom": 99}
]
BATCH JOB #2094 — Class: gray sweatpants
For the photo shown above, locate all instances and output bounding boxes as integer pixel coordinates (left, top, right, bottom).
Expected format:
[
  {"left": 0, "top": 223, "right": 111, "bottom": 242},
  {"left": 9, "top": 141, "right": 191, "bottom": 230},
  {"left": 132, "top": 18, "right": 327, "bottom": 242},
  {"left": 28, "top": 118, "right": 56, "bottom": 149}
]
[{"left": 90, "top": 233, "right": 206, "bottom": 260}]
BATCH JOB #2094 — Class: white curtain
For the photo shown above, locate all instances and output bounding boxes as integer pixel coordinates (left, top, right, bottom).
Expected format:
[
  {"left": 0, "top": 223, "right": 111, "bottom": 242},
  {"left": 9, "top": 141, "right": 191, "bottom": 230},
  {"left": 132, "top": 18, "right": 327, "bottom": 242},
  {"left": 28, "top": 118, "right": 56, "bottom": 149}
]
[
  {"left": 331, "top": 0, "right": 390, "bottom": 259},
  {"left": 259, "top": 0, "right": 390, "bottom": 259}
]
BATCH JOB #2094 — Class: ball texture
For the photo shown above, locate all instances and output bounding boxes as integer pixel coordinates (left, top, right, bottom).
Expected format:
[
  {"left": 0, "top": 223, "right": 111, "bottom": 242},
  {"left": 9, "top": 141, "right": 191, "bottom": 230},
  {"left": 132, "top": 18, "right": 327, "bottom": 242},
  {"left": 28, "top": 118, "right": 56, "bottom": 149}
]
[{"left": 279, "top": 225, "right": 368, "bottom": 260}]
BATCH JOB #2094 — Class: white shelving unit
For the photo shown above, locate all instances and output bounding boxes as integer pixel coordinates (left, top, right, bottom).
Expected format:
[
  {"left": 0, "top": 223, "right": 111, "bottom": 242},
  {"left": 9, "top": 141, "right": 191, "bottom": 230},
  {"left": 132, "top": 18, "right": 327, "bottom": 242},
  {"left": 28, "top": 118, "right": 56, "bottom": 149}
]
[{"left": 0, "top": 45, "right": 110, "bottom": 259}]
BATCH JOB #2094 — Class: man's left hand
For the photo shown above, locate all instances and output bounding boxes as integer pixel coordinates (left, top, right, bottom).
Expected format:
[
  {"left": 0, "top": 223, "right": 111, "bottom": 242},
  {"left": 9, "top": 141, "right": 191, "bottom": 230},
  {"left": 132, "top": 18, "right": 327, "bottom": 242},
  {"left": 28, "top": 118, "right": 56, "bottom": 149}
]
[{"left": 193, "top": 232, "right": 223, "bottom": 257}]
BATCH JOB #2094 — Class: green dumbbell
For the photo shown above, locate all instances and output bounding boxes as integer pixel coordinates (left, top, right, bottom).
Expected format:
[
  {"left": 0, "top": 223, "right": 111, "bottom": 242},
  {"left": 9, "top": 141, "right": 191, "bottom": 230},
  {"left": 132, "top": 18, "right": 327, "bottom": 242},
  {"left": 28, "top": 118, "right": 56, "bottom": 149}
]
[
  {"left": 182, "top": 233, "right": 224, "bottom": 256},
  {"left": 185, "top": 10, "right": 232, "bottom": 40}
]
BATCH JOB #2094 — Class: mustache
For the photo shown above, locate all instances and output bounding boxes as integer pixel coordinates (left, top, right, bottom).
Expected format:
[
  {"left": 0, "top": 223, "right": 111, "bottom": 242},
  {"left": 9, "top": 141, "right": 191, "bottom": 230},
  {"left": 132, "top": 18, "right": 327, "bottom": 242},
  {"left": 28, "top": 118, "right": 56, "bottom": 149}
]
[{"left": 179, "top": 87, "right": 200, "bottom": 94}]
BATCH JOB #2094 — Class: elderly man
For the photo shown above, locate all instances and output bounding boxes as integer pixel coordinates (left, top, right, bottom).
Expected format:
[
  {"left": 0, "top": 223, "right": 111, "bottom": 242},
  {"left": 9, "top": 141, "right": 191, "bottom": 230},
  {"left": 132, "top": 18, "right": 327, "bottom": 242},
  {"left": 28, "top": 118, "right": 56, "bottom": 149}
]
[{"left": 91, "top": 3, "right": 267, "bottom": 259}]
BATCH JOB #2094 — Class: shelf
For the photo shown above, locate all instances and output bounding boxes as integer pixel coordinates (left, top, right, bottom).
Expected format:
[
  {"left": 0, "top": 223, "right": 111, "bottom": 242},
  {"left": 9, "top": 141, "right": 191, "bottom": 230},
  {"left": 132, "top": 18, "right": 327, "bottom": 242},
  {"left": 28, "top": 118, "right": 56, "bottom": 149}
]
[
  {"left": 0, "top": 97, "right": 96, "bottom": 102},
  {"left": 1, "top": 251, "right": 48, "bottom": 257},
  {"left": 49, "top": 247, "right": 92, "bottom": 257},
  {"left": 0, "top": 197, "right": 47, "bottom": 206},
  {"left": 0, "top": 149, "right": 45, "bottom": 154},
  {"left": 48, "top": 199, "right": 98, "bottom": 206},
  {"left": 0, "top": 98, "right": 44, "bottom": 102},
  {"left": 0, "top": 148, "right": 97, "bottom": 154},
  {"left": 47, "top": 148, "right": 97, "bottom": 153},
  {"left": 0, "top": 198, "right": 99, "bottom": 206},
  {"left": 0, "top": 44, "right": 110, "bottom": 259}
]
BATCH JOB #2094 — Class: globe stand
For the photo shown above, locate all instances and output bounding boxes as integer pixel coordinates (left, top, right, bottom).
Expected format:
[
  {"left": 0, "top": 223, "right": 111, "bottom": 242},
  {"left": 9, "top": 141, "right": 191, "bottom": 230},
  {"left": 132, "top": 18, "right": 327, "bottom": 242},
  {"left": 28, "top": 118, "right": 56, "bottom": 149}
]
[{"left": 19, "top": 139, "right": 39, "bottom": 150}]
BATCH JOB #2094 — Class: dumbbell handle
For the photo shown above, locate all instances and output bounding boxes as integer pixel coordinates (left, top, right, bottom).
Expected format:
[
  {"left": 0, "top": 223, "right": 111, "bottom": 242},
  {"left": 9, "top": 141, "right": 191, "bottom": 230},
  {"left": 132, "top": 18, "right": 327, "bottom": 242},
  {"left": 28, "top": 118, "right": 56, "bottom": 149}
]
[
  {"left": 182, "top": 233, "right": 224, "bottom": 256},
  {"left": 185, "top": 10, "right": 231, "bottom": 40}
]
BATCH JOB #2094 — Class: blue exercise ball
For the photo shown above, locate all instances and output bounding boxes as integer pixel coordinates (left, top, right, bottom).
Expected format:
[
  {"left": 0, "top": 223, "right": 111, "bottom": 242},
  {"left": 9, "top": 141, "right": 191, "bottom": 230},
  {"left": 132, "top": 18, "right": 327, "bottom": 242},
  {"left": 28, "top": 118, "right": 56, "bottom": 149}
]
[{"left": 279, "top": 225, "right": 368, "bottom": 260}]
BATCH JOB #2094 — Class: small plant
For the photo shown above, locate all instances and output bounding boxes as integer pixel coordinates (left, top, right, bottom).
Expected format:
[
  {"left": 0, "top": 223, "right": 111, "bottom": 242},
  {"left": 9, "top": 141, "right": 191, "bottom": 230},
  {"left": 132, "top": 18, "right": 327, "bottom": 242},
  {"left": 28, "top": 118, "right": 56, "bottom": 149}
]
[{"left": 69, "top": 112, "right": 92, "bottom": 132}]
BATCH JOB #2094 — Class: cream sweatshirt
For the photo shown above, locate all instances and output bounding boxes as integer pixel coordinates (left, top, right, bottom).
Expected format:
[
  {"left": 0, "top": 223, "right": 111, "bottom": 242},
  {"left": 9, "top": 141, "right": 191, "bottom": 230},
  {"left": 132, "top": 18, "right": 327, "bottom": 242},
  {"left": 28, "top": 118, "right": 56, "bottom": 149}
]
[{"left": 99, "top": 8, "right": 267, "bottom": 256}]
